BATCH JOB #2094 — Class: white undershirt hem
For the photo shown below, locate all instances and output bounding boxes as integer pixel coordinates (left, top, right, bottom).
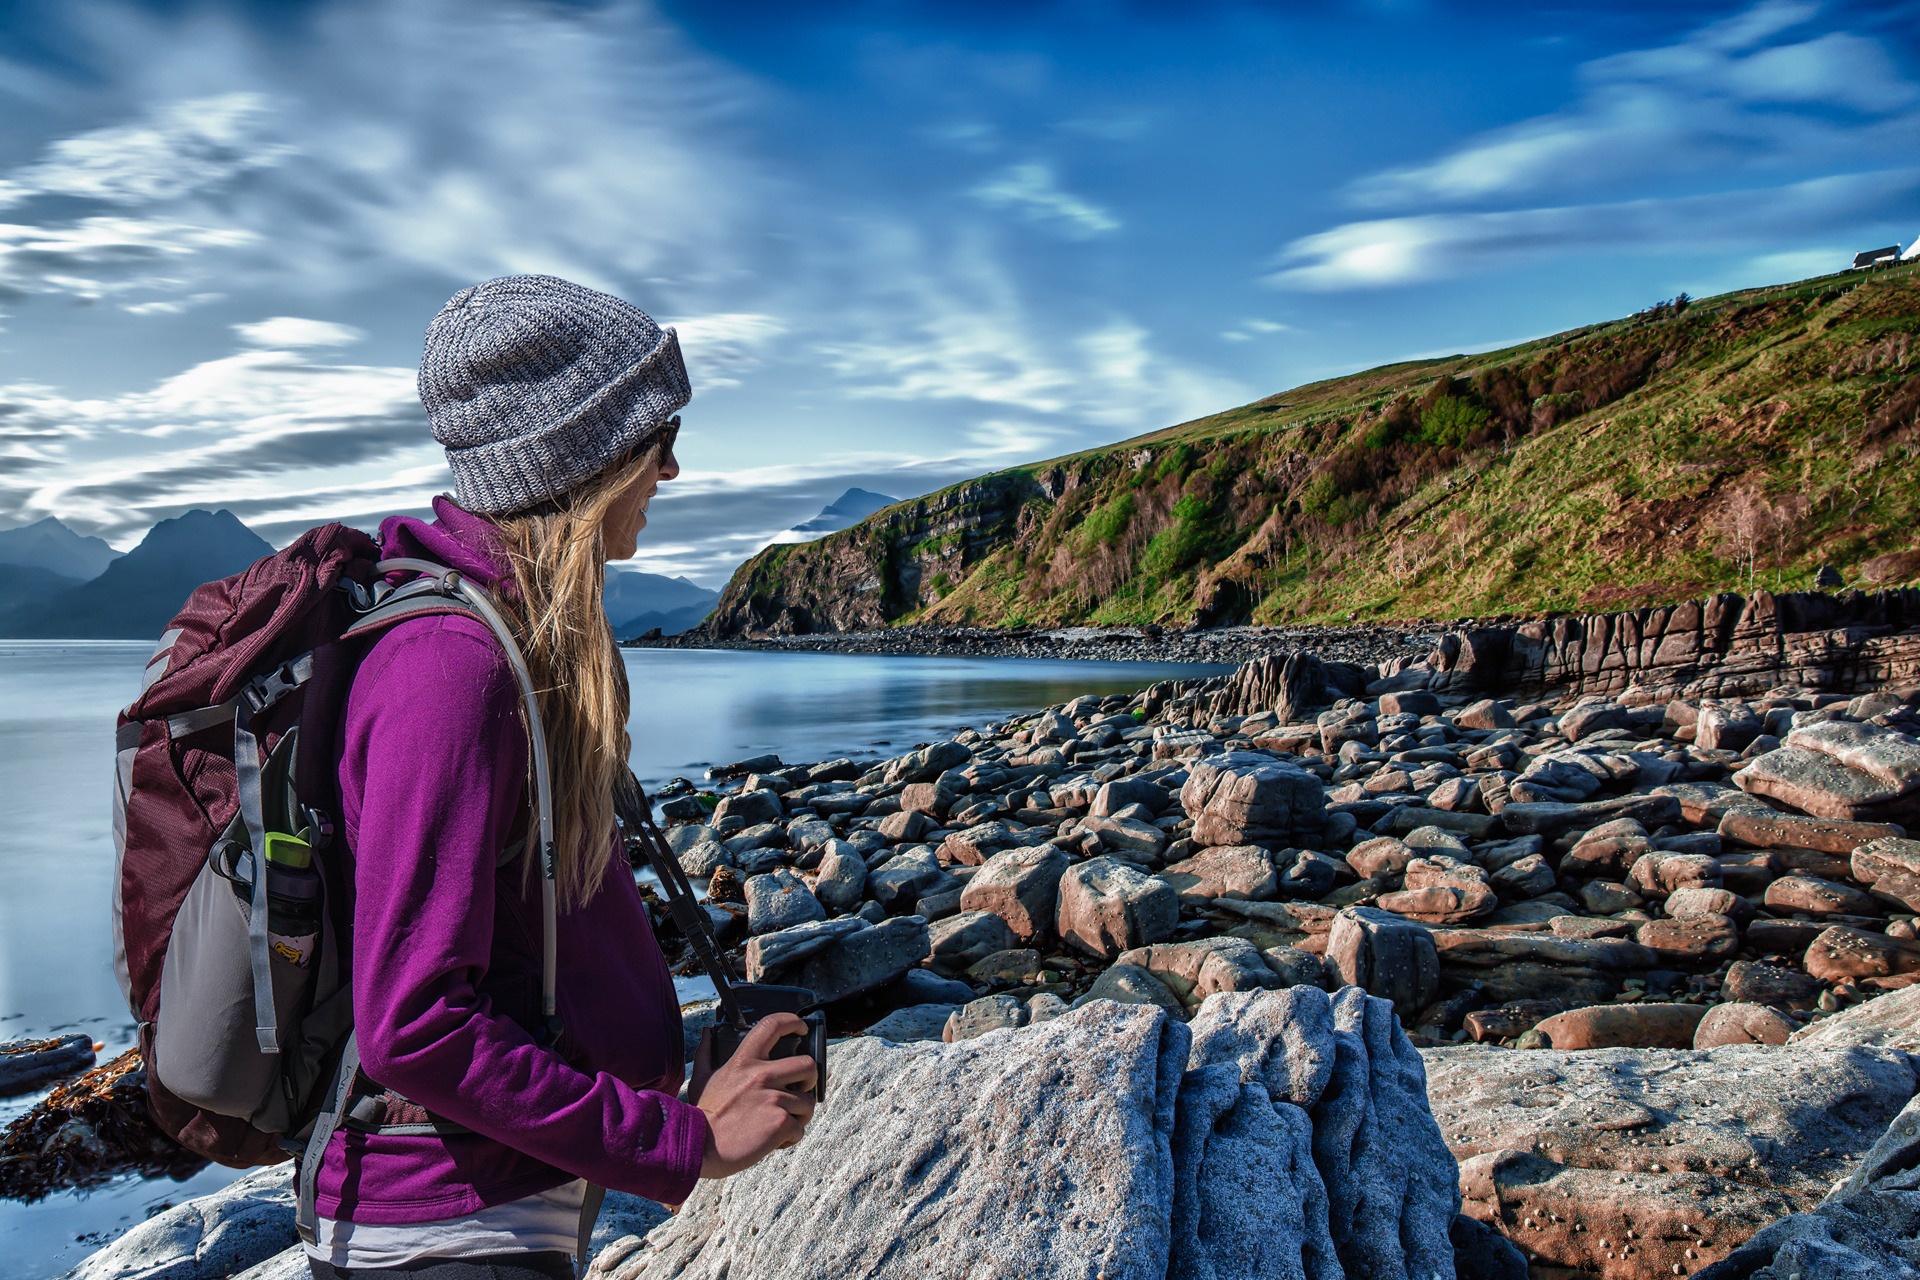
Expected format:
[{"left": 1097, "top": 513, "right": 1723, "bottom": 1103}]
[{"left": 303, "top": 1178, "right": 586, "bottom": 1268}]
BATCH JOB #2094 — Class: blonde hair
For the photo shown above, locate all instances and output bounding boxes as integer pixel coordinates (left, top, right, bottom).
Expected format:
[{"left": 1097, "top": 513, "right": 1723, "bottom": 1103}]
[{"left": 491, "top": 445, "right": 658, "bottom": 911}]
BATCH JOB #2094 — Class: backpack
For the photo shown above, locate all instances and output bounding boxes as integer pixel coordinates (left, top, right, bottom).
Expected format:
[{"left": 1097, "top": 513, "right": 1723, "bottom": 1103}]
[{"left": 111, "top": 523, "right": 567, "bottom": 1239}]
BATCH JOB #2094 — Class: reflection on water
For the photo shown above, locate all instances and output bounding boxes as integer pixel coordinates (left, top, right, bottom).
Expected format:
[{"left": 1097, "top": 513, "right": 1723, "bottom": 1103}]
[{"left": 0, "top": 640, "right": 1222, "bottom": 1275}]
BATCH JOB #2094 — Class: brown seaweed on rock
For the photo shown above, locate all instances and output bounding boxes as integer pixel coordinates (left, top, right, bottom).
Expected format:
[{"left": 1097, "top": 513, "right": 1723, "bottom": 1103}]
[{"left": 0, "top": 1049, "right": 203, "bottom": 1200}]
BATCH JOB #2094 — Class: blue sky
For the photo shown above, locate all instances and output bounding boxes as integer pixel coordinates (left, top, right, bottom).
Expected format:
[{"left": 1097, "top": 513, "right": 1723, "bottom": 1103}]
[{"left": 1, "top": 0, "right": 1916, "bottom": 584}]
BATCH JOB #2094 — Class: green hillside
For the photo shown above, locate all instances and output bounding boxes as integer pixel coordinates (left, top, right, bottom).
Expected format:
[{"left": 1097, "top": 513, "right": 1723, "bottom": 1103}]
[{"left": 707, "top": 261, "right": 1920, "bottom": 636}]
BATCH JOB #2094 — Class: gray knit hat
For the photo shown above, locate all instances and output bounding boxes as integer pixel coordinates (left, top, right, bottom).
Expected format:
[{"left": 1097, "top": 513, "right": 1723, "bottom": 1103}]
[{"left": 419, "top": 274, "right": 691, "bottom": 515}]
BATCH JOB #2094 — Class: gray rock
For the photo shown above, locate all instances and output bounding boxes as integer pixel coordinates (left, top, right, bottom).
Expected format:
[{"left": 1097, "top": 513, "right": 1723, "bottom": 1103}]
[
  {"left": 1489, "top": 852, "right": 1555, "bottom": 897},
  {"left": 790, "top": 916, "right": 932, "bottom": 1004},
  {"left": 1278, "top": 848, "right": 1346, "bottom": 899},
  {"left": 744, "top": 868, "right": 827, "bottom": 934},
  {"left": 810, "top": 842, "right": 867, "bottom": 914},
  {"left": 665, "top": 823, "right": 716, "bottom": 855},
  {"left": 745, "top": 917, "right": 866, "bottom": 979},
  {"left": 958, "top": 844, "right": 1068, "bottom": 942},
  {"left": 926, "top": 910, "right": 1019, "bottom": 971},
  {"left": 861, "top": 1003, "right": 961, "bottom": 1043},
  {"left": 676, "top": 839, "right": 734, "bottom": 880},
  {"left": 1162, "top": 844, "right": 1278, "bottom": 904},
  {"left": 1180, "top": 752, "right": 1327, "bottom": 849},
  {"left": 72, "top": 1164, "right": 296, "bottom": 1280},
  {"left": 1326, "top": 906, "right": 1440, "bottom": 1015},
  {"left": 0, "top": 1032, "right": 94, "bottom": 1095},
  {"left": 1499, "top": 792, "right": 1681, "bottom": 838},
  {"left": 944, "top": 993, "right": 1029, "bottom": 1041},
  {"left": 868, "top": 846, "right": 945, "bottom": 910},
  {"left": 885, "top": 740, "right": 973, "bottom": 785},
  {"left": 713, "top": 788, "right": 783, "bottom": 828},
  {"left": 1093, "top": 776, "right": 1170, "bottom": 818},
  {"left": 595, "top": 1001, "right": 1186, "bottom": 1279},
  {"left": 1057, "top": 857, "right": 1180, "bottom": 959},
  {"left": 1174, "top": 987, "right": 1460, "bottom": 1280}
]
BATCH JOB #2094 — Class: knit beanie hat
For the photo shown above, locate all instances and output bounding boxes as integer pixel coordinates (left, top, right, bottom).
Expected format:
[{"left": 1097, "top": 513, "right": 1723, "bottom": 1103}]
[{"left": 419, "top": 274, "right": 691, "bottom": 515}]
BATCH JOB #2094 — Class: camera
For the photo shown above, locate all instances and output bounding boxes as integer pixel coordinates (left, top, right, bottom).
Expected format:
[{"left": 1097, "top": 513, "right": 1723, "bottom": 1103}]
[{"left": 707, "top": 983, "right": 827, "bottom": 1101}]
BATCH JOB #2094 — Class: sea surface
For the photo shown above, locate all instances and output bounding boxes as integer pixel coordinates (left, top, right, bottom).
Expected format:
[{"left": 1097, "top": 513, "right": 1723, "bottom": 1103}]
[{"left": 0, "top": 640, "right": 1223, "bottom": 1278}]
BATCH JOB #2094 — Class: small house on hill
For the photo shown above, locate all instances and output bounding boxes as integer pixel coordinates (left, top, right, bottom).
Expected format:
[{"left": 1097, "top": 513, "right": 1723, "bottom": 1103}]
[{"left": 1854, "top": 245, "right": 1901, "bottom": 269}]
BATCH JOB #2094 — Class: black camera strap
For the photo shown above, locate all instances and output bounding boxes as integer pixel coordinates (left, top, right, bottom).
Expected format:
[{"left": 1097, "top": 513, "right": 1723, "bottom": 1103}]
[{"left": 616, "top": 770, "right": 751, "bottom": 1032}]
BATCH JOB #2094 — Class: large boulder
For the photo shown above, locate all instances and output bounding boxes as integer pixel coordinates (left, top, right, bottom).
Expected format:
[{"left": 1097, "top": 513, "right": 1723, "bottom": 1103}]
[
  {"left": 592, "top": 986, "right": 1462, "bottom": 1280},
  {"left": 1056, "top": 857, "right": 1180, "bottom": 959},
  {"left": 1179, "top": 752, "right": 1327, "bottom": 848},
  {"left": 1426, "top": 1041, "right": 1920, "bottom": 1279},
  {"left": 1326, "top": 906, "right": 1440, "bottom": 1015},
  {"left": 958, "top": 845, "right": 1069, "bottom": 942}
]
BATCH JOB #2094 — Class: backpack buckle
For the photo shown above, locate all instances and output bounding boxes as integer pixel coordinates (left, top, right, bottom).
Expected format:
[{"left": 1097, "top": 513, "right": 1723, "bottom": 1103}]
[{"left": 242, "top": 656, "right": 312, "bottom": 716}]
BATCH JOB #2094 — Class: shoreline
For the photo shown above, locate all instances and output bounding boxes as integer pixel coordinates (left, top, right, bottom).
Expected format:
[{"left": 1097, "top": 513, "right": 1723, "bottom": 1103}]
[{"left": 623, "top": 621, "right": 1437, "bottom": 668}]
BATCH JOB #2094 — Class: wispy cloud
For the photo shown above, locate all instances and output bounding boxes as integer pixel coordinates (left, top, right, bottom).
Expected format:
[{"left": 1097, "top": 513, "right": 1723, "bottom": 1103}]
[
  {"left": 0, "top": 324, "right": 424, "bottom": 538},
  {"left": 0, "top": 215, "right": 255, "bottom": 305},
  {"left": 1276, "top": 0, "right": 1920, "bottom": 291},
  {"left": 0, "top": 92, "right": 290, "bottom": 209},
  {"left": 1270, "top": 168, "right": 1920, "bottom": 290},
  {"left": 662, "top": 312, "right": 787, "bottom": 390},
  {"left": 233, "top": 316, "right": 366, "bottom": 348},
  {"left": 971, "top": 162, "right": 1119, "bottom": 239}
]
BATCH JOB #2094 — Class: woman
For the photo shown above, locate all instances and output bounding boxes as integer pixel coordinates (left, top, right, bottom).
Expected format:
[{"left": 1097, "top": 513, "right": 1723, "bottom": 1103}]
[{"left": 308, "top": 275, "right": 814, "bottom": 1278}]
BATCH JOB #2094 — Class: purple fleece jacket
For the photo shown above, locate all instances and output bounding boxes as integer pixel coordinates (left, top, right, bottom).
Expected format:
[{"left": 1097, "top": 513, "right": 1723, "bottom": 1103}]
[{"left": 315, "top": 496, "right": 707, "bottom": 1222}]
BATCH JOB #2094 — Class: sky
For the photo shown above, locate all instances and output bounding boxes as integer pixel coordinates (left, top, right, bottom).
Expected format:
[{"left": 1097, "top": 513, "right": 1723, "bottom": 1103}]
[{"left": 1, "top": 0, "right": 1917, "bottom": 585}]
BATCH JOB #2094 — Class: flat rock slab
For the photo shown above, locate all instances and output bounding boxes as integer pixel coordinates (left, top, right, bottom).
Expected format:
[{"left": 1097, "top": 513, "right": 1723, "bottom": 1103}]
[
  {"left": 1424, "top": 1042, "right": 1919, "bottom": 1280},
  {"left": 603, "top": 1001, "right": 1187, "bottom": 1280}
]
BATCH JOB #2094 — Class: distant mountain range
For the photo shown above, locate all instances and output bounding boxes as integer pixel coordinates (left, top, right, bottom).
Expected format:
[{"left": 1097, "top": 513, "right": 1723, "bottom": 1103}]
[
  {"left": 771, "top": 488, "right": 898, "bottom": 543},
  {"left": 604, "top": 567, "right": 719, "bottom": 639},
  {"left": 0, "top": 512, "right": 726, "bottom": 640},
  {"left": 0, "top": 511, "right": 274, "bottom": 639}
]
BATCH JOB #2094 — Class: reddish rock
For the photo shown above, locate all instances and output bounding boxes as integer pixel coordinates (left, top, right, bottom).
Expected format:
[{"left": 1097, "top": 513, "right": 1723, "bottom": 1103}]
[
  {"left": 1054, "top": 857, "right": 1178, "bottom": 959},
  {"left": 1561, "top": 834, "right": 1651, "bottom": 879},
  {"left": 1345, "top": 836, "right": 1415, "bottom": 879},
  {"left": 1376, "top": 858, "right": 1497, "bottom": 924},
  {"left": 1719, "top": 808, "right": 1905, "bottom": 855},
  {"left": 1785, "top": 720, "right": 1920, "bottom": 794},
  {"left": 1803, "top": 925, "right": 1920, "bottom": 982},
  {"left": 1533, "top": 1003, "right": 1708, "bottom": 1050},
  {"left": 1179, "top": 752, "right": 1326, "bottom": 847},
  {"left": 1693, "top": 1002, "right": 1795, "bottom": 1048},
  {"left": 1159, "top": 845, "right": 1277, "bottom": 904},
  {"left": 1722, "top": 960, "right": 1825, "bottom": 1010},
  {"left": 1635, "top": 913, "right": 1740, "bottom": 962},
  {"left": 1627, "top": 851, "right": 1721, "bottom": 898},
  {"left": 1662, "top": 886, "right": 1750, "bottom": 921},
  {"left": 1763, "top": 874, "right": 1883, "bottom": 918},
  {"left": 1736, "top": 746, "right": 1919, "bottom": 823},
  {"left": 1697, "top": 703, "right": 1764, "bottom": 753}
]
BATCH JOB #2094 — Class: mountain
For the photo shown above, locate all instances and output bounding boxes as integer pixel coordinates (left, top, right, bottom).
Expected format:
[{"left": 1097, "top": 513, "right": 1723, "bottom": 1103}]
[
  {"left": 1, "top": 509, "right": 274, "bottom": 639},
  {"left": 603, "top": 567, "right": 718, "bottom": 638},
  {"left": 708, "top": 261, "right": 1920, "bottom": 636},
  {"left": 0, "top": 516, "right": 122, "bottom": 581},
  {"left": 771, "top": 488, "right": 899, "bottom": 543}
]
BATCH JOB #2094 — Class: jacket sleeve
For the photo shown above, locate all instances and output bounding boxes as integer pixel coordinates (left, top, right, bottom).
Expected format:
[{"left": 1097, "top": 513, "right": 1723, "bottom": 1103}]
[{"left": 342, "top": 621, "right": 708, "bottom": 1204}]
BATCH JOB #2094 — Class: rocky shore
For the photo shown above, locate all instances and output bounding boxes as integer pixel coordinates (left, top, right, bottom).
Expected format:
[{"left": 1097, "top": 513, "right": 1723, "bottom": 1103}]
[
  {"left": 43, "top": 586, "right": 1920, "bottom": 1279},
  {"left": 627, "top": 619, "right": 1430, "bottom": 667}
]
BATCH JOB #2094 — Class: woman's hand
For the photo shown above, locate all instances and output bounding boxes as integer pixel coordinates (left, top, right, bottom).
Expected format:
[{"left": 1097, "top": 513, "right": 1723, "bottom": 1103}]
[{"left": 693, "top": 1013, "right": 818, "bottom": 1178}]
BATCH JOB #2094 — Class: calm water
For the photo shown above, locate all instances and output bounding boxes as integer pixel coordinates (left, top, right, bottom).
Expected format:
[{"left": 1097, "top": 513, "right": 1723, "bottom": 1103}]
[{"left": 0, "top": 640, "right": 1221, "bottom": 1277}]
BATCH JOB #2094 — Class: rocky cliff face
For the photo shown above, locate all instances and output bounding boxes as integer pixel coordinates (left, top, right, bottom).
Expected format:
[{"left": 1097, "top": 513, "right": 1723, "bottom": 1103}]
[
  {"left": 1429, "top": 588, "right": 1920, "bottom": 700},
  {"left": 708, "top": 472, "right": 1042, "bottom": 635}
]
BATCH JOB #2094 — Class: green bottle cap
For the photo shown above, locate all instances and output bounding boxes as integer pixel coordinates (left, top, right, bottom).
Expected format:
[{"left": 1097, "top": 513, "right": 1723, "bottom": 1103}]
[{"left": 263, "top": 831, "right": 313, "bottom": 870}]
